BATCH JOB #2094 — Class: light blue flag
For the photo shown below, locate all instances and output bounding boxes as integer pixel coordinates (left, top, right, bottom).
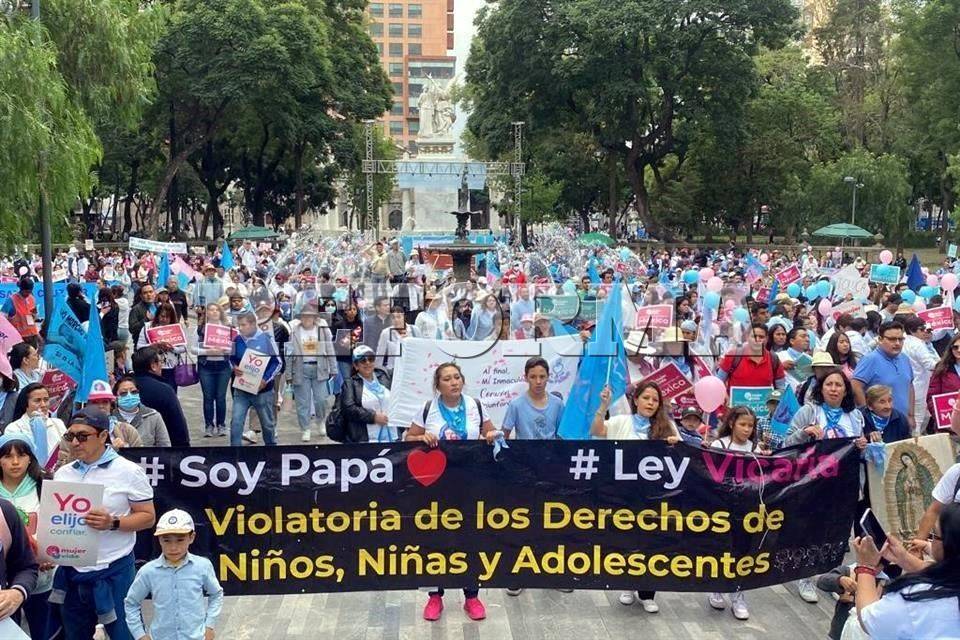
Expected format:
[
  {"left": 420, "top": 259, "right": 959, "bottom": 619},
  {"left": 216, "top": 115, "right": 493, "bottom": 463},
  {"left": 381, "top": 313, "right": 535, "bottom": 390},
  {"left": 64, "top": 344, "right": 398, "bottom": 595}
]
[
  {"left": 558, "top": 278, "right": 628, "bottom": 439},
  {"left": 177, "top": 272, "right": 191, "bottom": 291},
  {"left": 587, "top": 257, "right": 601, "bottom": 284},
  {"left": 769, "top": 385, "right": 800, "bottom": 445},
  {"left": 486, "top": 253, "right": 501, "bottom": 279},
  {"left": 76, "top": 301, "right": 108, "bottom": 403},
  {"left": 766, "top": 278, "right": 780, "bottom": 312},
  {"left": 154, "top": 253, "right": 171, "bottom": 290},
  {"left": 42, "top": 343, "right": 83, "bottom": 384},
  {"left": 220, "top": 240, "right": 235, "bottom": 270},
  {"left": 45, "top": 302, "right": 85, "bottom": 357}
]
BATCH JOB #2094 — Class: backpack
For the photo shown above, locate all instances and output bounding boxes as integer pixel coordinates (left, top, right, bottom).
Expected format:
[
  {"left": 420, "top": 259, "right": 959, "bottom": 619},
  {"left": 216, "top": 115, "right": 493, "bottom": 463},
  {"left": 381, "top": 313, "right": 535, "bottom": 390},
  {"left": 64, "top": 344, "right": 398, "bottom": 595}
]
[{"left": 325, "top": 391, "right": 347, "bottom": 442}]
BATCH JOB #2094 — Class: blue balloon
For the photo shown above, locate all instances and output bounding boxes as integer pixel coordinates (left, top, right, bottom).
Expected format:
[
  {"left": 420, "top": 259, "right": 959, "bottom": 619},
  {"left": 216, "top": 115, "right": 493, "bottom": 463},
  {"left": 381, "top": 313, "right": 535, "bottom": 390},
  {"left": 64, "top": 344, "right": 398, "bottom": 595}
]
[
  {"left": 787, "top": 283, "right": 801, "bottom": 298},
  {"left": 920, "top": 285, "right": 937, "bottom": 299},
  {"left": 704, "top": 291, "right": 720, "bottom": 309},
  {"left": 954, "top": 297, "right": 960, "bottom": 312},
  {"left": 683, "top": 270, "right": 699, "bottom": 285},
  {"left": 817, "top": 280, "right": 832, "bottom": 298},
  {"left": 805, "top": 285, "right": 819, "bottom": 300},
  {"left": 901, "top": 290, "right": 916, "bottom": 304},
  {"left": 732, "top": 307, "right": 750, "bottom": 324},
  {"left": 619, "top": 248, "right": 632, "bottom": 261}
]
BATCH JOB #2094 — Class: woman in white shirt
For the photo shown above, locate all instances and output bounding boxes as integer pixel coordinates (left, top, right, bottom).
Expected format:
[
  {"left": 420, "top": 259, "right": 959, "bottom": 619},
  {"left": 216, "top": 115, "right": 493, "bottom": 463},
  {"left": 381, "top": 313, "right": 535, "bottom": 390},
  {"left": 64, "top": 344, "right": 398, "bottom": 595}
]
[
  {"left": 375, "top": 305, "right": 421, "bottom": 371},
  {"left": 591, "top": 381, "right": 679, "bottom": 614},
  {"left": 5, "top": 382, "right": 67, "bottom": 472},
  {"left": 405, "top": 362, "right": 497, "bottom": 623},
  {"left": 854, "top": 503, "right": 960, "bottom": 639},
  {"left": 902, "top": 316, "right": 940, "bottom": 432},
  {"left": 415, "top": 294, "right": 453, "bottom": 340}
]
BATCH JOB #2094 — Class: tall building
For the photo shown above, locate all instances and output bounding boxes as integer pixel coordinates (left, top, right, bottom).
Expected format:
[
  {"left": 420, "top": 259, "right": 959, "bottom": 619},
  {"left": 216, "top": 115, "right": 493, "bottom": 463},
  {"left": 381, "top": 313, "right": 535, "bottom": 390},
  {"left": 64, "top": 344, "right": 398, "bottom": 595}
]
[{"left": 367, "top": 0, "right": 455, "bottom": 154}]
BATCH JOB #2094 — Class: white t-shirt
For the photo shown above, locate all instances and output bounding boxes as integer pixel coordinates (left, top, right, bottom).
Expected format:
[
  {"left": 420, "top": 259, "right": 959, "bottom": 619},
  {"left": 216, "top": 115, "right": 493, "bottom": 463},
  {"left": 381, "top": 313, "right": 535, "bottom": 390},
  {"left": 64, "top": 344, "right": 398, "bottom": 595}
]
[
  {"left": 54, "top": 455, "right": 153, "bottom": 572},
  {"left": 601, "top": 415, "right": 678, "bottom": 441},
  {"left": 297, "top": 325, "right": 321, "bottom": 364},
  {"left": 414, "top": 394, "right": 484, "bottom": 441},
  {"left": 361, "top": 381, "right": 396, "bottom": 443},
  {"left": 932, "top": 462, "right": 960, "bottom": 505},
  {"left": 860, "top": 584, "right": 960, "bottom": 639},
  {"left": 711, "top": 436, "right": 756, "bottom": 453}
]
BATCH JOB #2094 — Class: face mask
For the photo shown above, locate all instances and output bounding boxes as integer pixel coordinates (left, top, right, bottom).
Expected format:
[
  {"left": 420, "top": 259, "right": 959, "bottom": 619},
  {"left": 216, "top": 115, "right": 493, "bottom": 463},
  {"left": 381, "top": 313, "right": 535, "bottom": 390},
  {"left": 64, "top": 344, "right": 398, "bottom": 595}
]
[{"left": 117, "top": 393, "right": 140, "bottom": 411}]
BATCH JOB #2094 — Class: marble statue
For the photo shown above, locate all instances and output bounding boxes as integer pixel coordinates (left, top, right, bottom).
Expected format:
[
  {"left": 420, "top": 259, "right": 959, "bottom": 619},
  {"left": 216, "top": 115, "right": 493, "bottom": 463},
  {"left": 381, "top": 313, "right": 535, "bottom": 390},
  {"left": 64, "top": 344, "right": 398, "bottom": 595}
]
[{"left": 418, "top": 76, "right": 456, "bottom": 140}]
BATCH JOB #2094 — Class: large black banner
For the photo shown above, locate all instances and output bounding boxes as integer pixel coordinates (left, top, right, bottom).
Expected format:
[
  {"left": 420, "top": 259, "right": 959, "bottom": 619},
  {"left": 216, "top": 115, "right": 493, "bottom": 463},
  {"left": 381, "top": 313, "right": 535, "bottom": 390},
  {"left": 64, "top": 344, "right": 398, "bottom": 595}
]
[{"left": 122, "top": 440, "right": 859, "bottom": 595}]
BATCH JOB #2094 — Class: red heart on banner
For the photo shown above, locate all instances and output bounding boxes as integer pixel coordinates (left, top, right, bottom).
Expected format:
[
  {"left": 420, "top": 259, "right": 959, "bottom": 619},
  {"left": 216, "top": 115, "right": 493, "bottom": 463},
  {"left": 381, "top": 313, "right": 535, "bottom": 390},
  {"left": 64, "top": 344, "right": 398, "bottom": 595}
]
[{"left": 407, "top": 449, "right": 447, "bottom": 487}]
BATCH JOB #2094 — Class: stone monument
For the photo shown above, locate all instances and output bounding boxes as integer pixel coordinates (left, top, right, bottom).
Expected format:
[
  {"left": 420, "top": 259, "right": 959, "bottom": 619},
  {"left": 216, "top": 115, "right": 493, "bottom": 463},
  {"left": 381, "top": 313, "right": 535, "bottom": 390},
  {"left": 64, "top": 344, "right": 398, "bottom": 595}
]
[{"left": 429, "top": 172, "right": 494, "bottom": 281}]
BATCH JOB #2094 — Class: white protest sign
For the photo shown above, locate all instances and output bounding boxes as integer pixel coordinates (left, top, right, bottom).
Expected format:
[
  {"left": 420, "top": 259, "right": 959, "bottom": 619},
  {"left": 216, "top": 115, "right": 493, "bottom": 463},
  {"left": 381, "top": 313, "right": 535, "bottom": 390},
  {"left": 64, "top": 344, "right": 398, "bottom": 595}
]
[
  {"left": 128, "top": 236, "right": 188, "bottom": 254},
  {"left": 832, "top": 265, "right": 870, "bottom": 301},
  {"left": 233, "top": 349, "right": 268, "bottom": 393},
  {"left": 84, "top": 239, "right": 94, "bottom": 251},
  {"left": 388, "top": 336, "right": 582, "bottom": 429},
  {"left": 37, "top": 480, "right": 104, "bottom": 567}
]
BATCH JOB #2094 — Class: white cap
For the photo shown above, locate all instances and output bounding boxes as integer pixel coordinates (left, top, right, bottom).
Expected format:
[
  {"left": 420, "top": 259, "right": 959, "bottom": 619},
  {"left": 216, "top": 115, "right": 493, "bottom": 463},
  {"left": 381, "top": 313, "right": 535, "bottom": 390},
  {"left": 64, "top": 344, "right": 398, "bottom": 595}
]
[{"left": 155, "top": 509, "right": 195, "bottom": 536}]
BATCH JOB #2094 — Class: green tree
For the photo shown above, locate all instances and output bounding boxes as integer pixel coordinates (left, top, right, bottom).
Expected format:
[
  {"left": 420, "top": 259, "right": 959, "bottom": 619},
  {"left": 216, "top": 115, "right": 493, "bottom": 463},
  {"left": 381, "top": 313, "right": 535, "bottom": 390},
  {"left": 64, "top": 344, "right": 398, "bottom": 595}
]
[
  {"left": 465, "top": 0, "right": 797, "bottom": 239},
  {"left": 894, "top": 0, "right": 960, "bottom": 248}
]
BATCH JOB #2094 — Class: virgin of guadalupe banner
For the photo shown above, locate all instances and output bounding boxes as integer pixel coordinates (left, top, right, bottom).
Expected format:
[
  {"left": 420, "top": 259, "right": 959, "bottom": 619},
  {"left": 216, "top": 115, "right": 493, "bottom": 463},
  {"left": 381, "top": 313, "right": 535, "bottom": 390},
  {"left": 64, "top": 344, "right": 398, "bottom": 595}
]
[
  {"left": 866, "top": 433, "right": 957, "bottom": 540},
  {"left": 387, "top": 337, "right": 582, "bottom": 429}
]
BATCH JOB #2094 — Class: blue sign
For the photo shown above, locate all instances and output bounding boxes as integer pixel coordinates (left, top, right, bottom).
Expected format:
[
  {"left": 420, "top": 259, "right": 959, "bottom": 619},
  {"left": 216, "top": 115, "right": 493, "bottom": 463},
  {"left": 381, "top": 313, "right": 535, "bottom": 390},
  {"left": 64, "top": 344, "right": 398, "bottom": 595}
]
[
  {"left": 0, "top": 282, "right": 98, "bottom": 318},
  {"left": 868, "top": 264, "right": 901, "bottom": 285}
]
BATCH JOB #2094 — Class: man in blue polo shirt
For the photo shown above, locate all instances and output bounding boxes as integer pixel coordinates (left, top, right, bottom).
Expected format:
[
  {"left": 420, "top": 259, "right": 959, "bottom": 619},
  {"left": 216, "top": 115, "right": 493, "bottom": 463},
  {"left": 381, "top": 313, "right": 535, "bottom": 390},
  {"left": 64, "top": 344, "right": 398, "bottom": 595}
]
[{"left": 852, "top": 320, "right": 915, "bottom": 430}]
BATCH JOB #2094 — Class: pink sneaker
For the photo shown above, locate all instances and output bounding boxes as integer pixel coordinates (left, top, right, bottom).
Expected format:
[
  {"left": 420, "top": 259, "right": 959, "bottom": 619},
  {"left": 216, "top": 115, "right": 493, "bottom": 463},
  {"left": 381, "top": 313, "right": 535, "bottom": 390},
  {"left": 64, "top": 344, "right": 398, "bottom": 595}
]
[
  {"left": 423, "top": 594, "right": 443, "bottom": 621},
  {"left": 463, "top": 597, "right": 486, "bottom": 621}
]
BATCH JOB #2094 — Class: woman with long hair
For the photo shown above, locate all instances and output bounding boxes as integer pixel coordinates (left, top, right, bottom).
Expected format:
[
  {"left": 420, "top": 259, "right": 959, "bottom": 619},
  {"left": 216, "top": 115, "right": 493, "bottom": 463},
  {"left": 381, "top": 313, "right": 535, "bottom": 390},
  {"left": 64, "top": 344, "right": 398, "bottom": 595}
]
[
  {"left": 405, "top": 362, "right": 496, "bottom": 622},
  {"left": 766, "top": 324, "right": 788, "bottom": 353},
  {"left": 927, "top": 333, "right": 960, "bottom": 429},
  {"left": 8, "top": 342, "right": 42, "bottom": 390},
  {"left": 0, "top": 434, "right": 58, "bottom": 639},
  {"left": 593, "top": 381, "right": 679, "bottom": 614},
  {"left": 4, "top": 382, "right": 67, "bottom": 472},
  {"left": 854, "top": 503, "right": 960, "bottom": 637},
  {"left": 825, "top": 332, "right": 858, "bottom": 380},
  {"left": 787, "top": 371, "right": 866, "bottom": 446},
  {"left": 97, "top": 286, "right": 120, "bottom": 345},
  {"left": 136, "top": 300, "right": 186, "bottom": 391}
]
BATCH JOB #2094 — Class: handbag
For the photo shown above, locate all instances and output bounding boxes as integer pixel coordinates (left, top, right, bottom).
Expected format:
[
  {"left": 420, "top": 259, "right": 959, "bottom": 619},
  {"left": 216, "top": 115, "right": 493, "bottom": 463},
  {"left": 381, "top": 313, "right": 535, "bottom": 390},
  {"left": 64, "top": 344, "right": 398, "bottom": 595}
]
[{"left": 174, "top": 352, "right": 200, "bottom": 387}]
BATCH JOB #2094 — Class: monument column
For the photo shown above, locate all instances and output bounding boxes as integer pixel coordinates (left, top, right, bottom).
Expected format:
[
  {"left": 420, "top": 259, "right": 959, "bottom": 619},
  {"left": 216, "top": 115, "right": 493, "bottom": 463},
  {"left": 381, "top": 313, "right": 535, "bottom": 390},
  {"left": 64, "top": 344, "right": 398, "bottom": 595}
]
[{"left": 401, "top": 188, "right": 413, "bottom": 228}]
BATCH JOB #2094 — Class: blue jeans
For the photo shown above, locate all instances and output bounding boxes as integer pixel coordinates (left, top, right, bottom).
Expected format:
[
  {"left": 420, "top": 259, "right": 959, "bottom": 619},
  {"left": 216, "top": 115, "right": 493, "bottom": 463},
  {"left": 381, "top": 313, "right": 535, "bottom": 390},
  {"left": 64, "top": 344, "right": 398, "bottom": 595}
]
[
  {"left": 60, "top": 555, "right": 136, "bottom": 640},
  {"left": 231, "top": 389, "right": 276, "bottom": 446},
  {"left": 199, "top": 359, "right": 231, "bottom": 428},
  {"left": 294, "top": 363, "right": 330, "bottom": 432}
]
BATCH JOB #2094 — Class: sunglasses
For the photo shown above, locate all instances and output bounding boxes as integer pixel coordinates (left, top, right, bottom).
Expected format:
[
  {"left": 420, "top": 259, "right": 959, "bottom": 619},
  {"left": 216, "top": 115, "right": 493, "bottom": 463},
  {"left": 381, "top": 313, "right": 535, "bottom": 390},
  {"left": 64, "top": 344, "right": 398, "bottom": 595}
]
[
  {"left": 355, "top": 356, "right": 375, "bottom": 364},
  {"left": 62, "top": 431, "right": 99, "bottom": 443}
]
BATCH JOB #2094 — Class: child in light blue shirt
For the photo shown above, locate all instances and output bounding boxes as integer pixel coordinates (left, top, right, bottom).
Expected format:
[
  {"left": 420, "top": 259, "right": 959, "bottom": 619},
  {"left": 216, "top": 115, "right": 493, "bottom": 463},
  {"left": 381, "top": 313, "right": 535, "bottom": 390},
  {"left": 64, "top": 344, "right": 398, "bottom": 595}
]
[
  {"left": 501, "top": 357, "right": 564, "bottom": 440},
  {"left": 125, "top": 509, "right": 223, "bottom": 640}
]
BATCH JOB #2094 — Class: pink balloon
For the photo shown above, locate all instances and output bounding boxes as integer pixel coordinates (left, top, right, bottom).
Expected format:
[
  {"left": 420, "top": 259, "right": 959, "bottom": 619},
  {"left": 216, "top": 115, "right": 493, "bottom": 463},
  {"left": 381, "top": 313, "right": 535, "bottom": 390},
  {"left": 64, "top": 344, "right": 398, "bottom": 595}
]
[
  {"left": 879, "top": 250, "right": 893, "bottom": 265},
  {"left": 706, "top": 276, "right": 723, "bottom": 292},
  {"left": 693, "top": 376, "right": 727, "bottom": 413},
  {"left": 942, "top": 274, "right": 958, "bottom": 290},
  {"left": 927, "top": 274, "right": 940, "bottom": 288},
  {"left": 724, "top": 299, "right": 736, "bottom": 310},
  {"left": 818, "top": 298, "right": 833, "bottom": 316},
  {"left": 700, "top": 268, "right": 715, "bottom": 282},
  {"left": 760, "top": 253, "right": 769, "bottom": 264}
]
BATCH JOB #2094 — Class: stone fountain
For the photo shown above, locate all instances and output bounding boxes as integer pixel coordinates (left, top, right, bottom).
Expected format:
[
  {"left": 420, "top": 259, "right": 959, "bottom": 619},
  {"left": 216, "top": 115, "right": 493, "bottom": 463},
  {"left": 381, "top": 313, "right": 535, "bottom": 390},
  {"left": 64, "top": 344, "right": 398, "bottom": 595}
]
[{"left": 429, "top": 172, "right": 495, "bottom": 281}]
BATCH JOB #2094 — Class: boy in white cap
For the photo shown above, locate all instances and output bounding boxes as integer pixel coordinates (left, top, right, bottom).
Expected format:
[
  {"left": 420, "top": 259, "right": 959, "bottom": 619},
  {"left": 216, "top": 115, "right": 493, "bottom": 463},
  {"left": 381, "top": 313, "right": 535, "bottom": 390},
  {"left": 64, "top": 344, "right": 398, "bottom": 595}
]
[{"left": 124, "top": 509, "right": 223, "bottom": 640}]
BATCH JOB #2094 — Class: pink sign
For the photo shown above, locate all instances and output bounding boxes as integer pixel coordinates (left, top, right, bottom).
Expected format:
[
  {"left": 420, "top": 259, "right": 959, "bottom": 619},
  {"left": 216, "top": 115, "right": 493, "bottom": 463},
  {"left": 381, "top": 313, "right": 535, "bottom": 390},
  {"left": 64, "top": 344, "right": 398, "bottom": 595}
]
[
  {"left": 41, "top": 369, "right": 77, "bottom": 413},
  {"left": 931, "top": 392, "right": 957, "bottom": 431},
  {"left": 203, "top": 323, "right": 235, "bottom": 350},
  {"left": 774, "top": 264, "right": 802, "bottom": 287},
  {"left": 145, "top": 324, "right": 187, "bottom": 347},
  {"left": 756, "top": 287, "right": 771, "bottom": 304},
  {"left": 640, "top": 362, "right": 692, "bottom": 401},
  {"left": 635, "top": 305, "right": 675, "bottom": 329},
  {"left": 918, "top": 306, "right": 953, "bottom": 331},
  {"left": 831, "top": 300, "right": 864, "bottom": 321},
  {"left": 692, "top": 356, "right": 713, "bottom": 381}
]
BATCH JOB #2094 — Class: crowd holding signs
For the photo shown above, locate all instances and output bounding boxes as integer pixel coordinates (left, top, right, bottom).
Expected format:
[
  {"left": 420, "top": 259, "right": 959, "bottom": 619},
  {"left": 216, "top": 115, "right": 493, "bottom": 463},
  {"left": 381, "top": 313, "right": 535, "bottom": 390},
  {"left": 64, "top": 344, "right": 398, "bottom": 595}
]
[{"left": 0, "top": 228, "right": 954, "bottom": 639}]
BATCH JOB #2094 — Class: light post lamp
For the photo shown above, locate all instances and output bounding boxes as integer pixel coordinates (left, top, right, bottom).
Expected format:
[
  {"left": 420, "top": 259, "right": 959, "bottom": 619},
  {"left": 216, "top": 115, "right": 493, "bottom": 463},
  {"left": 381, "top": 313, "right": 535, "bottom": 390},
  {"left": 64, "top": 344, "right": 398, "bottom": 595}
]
[
  {"left": 843, "top": 176, "right": 864, "bottom": 226},
  {"left": 3, "top": 0, "right": 52, "bottom": 330}
]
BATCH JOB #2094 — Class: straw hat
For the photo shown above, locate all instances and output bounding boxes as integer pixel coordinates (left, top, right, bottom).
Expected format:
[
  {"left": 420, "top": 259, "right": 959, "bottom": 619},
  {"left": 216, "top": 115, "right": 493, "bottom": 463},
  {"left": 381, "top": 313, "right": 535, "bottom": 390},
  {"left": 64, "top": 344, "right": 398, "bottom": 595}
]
[
  {"left": 811, "top": 352, "right": 836, "bottom": 368},
  {"left": 623, "top": 331, "right": 657, "bottom": 356},
  {"left": 658, "top": 326, "right": 690, "bottom": 343}
]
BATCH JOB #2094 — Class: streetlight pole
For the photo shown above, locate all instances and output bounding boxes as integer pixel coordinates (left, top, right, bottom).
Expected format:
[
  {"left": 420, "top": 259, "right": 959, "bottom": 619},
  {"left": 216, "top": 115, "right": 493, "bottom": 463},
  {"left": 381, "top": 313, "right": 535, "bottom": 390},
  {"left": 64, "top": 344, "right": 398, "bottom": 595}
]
[{"left": 843, "top": 175, "right": 863, "bottom": 226}]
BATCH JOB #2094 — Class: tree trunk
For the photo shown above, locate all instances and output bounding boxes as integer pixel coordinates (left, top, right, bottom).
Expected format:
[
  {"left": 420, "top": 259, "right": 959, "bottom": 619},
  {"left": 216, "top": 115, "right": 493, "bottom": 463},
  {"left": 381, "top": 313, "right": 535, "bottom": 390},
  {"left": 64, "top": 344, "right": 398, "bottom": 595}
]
[
  {"left": 123, "top": 160, "right": 138, "bottom": 236},
  {"left": 607, "top": 154, "right": 618, "bottom": 239},
  {"left": 148, "top": 140, "right": 206, "bottom": 238}
]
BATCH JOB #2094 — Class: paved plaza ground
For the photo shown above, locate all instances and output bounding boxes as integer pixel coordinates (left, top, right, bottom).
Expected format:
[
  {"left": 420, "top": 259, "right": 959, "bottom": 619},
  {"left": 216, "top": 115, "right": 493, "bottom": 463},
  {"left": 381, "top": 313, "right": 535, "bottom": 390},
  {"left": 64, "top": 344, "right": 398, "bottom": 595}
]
[{"left": 170, "top": 383, "right": 838, "bottom": 640}]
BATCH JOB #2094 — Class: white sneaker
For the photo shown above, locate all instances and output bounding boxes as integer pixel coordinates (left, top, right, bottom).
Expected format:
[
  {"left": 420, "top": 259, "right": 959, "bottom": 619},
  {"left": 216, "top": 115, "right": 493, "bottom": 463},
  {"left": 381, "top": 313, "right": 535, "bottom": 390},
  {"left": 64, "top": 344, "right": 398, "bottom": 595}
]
[
  {"left": 242, "top": 430, "right": 258, "bottom": 444},
  {"left": 640, "top": 599, "right": 659, "bottom": 613},
  {"left": 301, "top": 430, "right": 311, "bottom": 442},
  {"left": 618, "top": 591, "right": 635, "bottom": 605},
  {"left": 708, "top": 593, "right": 726, "bottom": 610},
  {"left": 731, "top": 592, "right": 749, "bottom": 620},
  {"left": 505, "top": 588, "right": 522, "bottom": 596},
  {"left": 797, "top": 578, "right": 819, "bottom": 603}
]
